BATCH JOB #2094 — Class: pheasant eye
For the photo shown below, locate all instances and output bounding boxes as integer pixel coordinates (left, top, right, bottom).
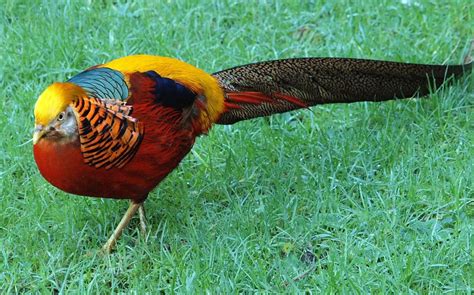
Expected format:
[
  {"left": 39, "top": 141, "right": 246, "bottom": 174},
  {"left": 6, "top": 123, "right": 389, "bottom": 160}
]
[{"left": 57, "top": 112, "right": 65, "bottom": 121}]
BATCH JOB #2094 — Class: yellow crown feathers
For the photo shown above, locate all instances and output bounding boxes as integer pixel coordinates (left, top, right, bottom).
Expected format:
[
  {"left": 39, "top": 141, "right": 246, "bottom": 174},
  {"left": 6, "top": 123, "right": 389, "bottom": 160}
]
[{"left": 34, "top": 82, "right": 86, "bottom": 126}]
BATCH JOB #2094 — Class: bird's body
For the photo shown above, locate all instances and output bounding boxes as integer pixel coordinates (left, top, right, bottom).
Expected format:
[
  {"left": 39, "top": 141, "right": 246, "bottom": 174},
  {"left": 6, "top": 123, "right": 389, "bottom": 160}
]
[
  {"left": 34, "top": 55, "right": 224, "bottom": 201},
  {"left": 33, "top": 112, "right": 194, "bottom": 201},
  {"left": 33, "top": 50, "right": 472, "bottom": 252}
]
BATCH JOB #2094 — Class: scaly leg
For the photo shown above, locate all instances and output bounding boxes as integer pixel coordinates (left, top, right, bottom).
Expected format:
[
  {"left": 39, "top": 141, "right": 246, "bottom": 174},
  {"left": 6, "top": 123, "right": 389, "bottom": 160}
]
[
  {"left": 138, "top": 203, "right": 147, "bottom": 236},
  {"left": 102, "top": 201, "right": 141, "bottom": 253}
]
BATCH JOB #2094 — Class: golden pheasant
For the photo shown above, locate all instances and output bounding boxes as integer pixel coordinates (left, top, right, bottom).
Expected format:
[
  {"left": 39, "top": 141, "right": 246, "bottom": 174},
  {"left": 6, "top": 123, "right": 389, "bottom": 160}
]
[{"left": 33, "top": 50, "right": 472, "bottom": 252}]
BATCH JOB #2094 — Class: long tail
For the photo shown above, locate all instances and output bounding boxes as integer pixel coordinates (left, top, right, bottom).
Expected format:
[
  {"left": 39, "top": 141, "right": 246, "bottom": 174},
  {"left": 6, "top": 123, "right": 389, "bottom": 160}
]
[{"left": 213, "top": 46, "right": 472, "bottom": 125}]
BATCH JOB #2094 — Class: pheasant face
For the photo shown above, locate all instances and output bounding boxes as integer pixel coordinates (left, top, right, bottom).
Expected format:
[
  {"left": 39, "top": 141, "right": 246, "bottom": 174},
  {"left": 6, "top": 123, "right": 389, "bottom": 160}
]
[
  {"left": 33, "top": 106, "right": 77, "bottom": 145},
  {"left": 33, "top": 82, "right": 84, "bottom": 145}
]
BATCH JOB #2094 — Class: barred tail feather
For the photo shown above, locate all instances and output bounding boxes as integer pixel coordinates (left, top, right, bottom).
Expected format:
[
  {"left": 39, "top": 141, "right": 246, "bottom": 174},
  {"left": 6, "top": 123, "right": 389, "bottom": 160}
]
[{"left": 213, "top": 50, "right": 472, "bottom": 124}]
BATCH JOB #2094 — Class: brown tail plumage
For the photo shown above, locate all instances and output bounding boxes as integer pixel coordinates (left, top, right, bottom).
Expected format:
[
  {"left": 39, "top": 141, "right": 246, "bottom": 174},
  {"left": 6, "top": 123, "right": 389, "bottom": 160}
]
[{"left": 213, "top": 49, "right": 472, "bottom": 125}]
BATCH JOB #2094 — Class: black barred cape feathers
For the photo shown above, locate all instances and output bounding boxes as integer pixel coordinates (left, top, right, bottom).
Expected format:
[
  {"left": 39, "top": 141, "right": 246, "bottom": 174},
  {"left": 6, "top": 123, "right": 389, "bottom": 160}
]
[{"left": 73, "top": 97, "right": 143, "bottom": 169}]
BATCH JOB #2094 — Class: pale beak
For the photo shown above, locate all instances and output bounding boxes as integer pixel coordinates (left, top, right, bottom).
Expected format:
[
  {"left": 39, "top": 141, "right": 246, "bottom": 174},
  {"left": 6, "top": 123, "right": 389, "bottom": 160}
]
[{"left": 33, "top": 125, "right": 45, "bottom": 145}]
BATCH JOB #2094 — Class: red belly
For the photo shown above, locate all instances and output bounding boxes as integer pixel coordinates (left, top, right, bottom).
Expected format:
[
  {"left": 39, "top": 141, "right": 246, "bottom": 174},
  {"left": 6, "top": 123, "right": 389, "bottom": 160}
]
[{"left": 33, "top": 130, "right": 195, "bottom": 201}]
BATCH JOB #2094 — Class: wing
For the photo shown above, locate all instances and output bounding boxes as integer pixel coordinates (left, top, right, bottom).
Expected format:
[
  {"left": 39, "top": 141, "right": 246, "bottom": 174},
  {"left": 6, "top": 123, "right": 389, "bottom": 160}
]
[
  {"left": 142, "top": 70, "right": 197, "bottom": 109},
  {"left": 71, "top": 68, "right": 201, "bottom": 169},
  {"left": 126, "top": 70, "right": 206, "bottom": 129},
  {"left": 73, "top": 96, "right": 143, "bottom": 169},
  {"left": 67, "top": 67, "right": 144, "bottom": 169}
]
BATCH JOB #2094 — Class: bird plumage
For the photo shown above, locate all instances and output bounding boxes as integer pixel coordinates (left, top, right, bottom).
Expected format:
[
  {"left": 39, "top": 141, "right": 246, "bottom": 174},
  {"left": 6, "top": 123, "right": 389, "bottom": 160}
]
[
  {"left": 32, "top": 51, "right": 472, "bottom": 252},
  {"left": 34, "top": 82, "right": 87, "bottom": 126},
  {"left": 214, "top": 57, "right": 471, "bottom": 124},
  {"left": 34, "top": 56, "right": 217, "bottom": 201},
  {"left": 102, "top": 55, "right": 225, "bottom": 129}
]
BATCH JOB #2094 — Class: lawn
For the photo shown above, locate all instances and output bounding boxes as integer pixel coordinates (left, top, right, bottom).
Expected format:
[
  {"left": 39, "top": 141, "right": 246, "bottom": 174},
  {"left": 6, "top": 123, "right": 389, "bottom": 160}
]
[{"left": 0, "top": 0, "right": 473, "bottom": 293}]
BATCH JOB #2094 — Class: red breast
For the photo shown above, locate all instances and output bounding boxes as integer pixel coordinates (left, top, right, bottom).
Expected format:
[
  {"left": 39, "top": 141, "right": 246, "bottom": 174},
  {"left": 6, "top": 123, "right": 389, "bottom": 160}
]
[{"left": 33, "top": 105, "right": 197, "bottom": 202}]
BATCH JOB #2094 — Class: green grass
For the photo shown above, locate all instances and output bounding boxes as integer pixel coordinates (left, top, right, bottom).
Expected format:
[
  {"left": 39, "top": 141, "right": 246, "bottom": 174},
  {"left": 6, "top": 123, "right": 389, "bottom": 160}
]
[{"left": 1, "top": 0, "right": 473, "bottom": 292}]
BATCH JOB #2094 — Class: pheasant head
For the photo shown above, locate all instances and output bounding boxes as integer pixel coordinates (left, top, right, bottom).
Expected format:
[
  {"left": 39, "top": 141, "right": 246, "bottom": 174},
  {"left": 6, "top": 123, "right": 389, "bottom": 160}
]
[{"left": 33, "top": 82, "right": 85, "bottom": 145}]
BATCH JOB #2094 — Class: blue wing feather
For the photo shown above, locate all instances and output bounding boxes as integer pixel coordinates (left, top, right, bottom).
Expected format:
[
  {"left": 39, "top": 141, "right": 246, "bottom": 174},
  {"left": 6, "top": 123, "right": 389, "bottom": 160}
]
[
  {"left": 68, "top": 67, "right": 129, "bottom": 101},
  {"left": 144, "top": 71, "right": 196, "bottom": 109}
]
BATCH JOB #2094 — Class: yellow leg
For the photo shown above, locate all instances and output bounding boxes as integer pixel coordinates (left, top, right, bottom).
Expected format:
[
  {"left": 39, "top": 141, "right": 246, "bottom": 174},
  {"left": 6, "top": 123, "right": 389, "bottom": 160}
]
[
  {"left": 102, "top": 201, "right": 141, "bottom": 253},
  {"left": 138, "top": 203, "right": 147, "bottom": 236}
]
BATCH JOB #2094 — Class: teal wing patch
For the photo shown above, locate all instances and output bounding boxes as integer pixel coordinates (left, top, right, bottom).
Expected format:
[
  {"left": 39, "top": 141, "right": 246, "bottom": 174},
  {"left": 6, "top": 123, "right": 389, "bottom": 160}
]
[{"left": 68, "top": 67, "right": 129, "bottom": 101}]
